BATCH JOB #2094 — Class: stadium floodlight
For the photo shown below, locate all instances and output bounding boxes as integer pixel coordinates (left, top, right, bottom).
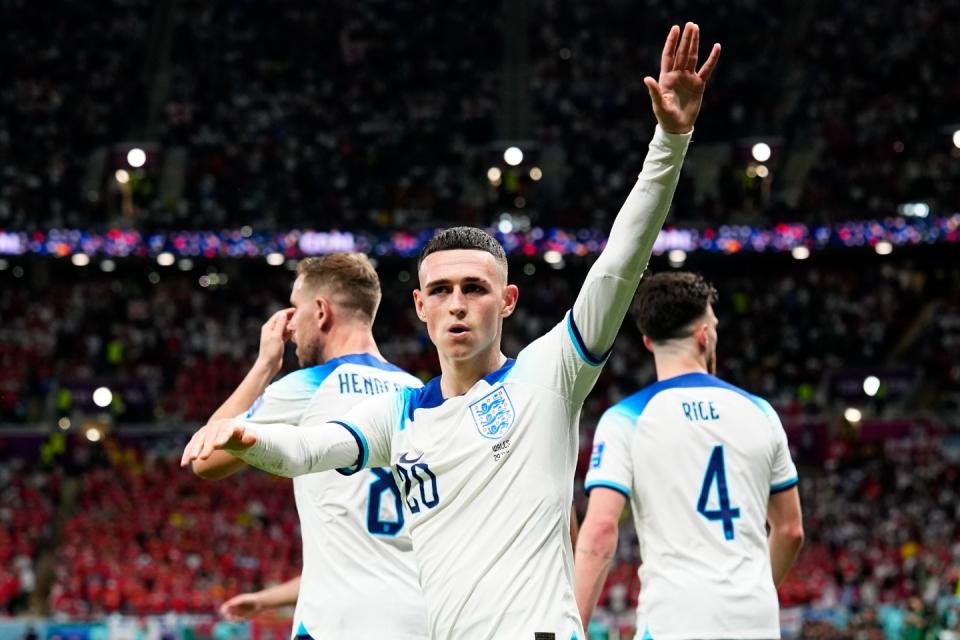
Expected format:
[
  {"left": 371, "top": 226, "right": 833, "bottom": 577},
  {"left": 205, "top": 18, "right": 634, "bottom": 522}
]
[
  {"left": 751, "top": 142, "right": 772, "bottom": 163},
  {"left": 498, "top": 215, "right": 514, "bottom": 234},
  {"left": 115, "top": 169, "right": 130, "bottom": 184},
  {"left": 863, "top": 376, "right": 881, "bottom": 397},
  {"left": 127, "top": 148, "right": 147, "bottom": 168},
  {"left": 503, "top": 147, "right": 524, "bottom": 166},
  {"left": 953, "top": 130, "right": 960, "bottom": 149},
  {"left": 529, "top": 167, "right": 543, "bottom": 181},
  {"left": 92, "top": 387, "right": 113, "bottom": 408},
  {"left": 487, "top": 167, "right": 502, "bottom": 184},
  {"left": 791, "top": 246, "right": 810, "bottom": 260},
  {"left": 156, "top": 252, "right": 175, "bottom": 266},
  {"left": 755, "top": 164, "right": 770, "bottom": 179},
  {"left": 71, "top": 253, "right": 91, "bottom": 267},
  {"left": 58, "top": 417, "right": 71, "bottom": 431},
  {"left": 266, "top": 252, "right": 285, "bottom": 266},
  {"left": 668, "top": 249, "right": 687, "bottom": 267},
  {"left": 543, "top": 250, "right": 562, "bottom": 265},
  {"left": 85, "top": 427, "right": 102, "bottom": 442},
  {"left": 874, "top": 241, "right": 893, "bottom": 255},
  {"left": 844, "top": 407, "right": 862, "bottom": 424}
]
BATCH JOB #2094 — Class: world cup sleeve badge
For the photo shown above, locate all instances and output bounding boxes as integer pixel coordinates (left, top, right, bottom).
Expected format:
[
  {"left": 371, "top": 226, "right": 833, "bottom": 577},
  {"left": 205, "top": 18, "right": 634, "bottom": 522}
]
[{"left": 469, "top": 386, "right": 516, "bottom": 439}]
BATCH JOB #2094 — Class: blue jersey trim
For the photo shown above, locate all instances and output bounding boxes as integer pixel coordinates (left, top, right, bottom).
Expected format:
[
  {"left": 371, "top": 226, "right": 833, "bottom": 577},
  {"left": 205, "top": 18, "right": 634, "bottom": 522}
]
[
  {"left": 566, "top": 312, "right": 610, "bottom": 367},
  {"left": 293, "top": 621, "right": 312, "bottom": 639},
  {"left": 327, "top": 352, "right": 409, "bottom": 374},
  {"left": 614, "top": 372, "right": 773, "bottom": 420},
  {"left": 584, "top": 480, "right": 631, "bottom": 498},
  {"left": 403, "top": 359, "right": 517, "bottom": 421},
  {"left": 331, "top": 420, "right": 368, "bottom": 475},
  {"left": 770, "top": 477, "right": 799, "bottom": 494}
]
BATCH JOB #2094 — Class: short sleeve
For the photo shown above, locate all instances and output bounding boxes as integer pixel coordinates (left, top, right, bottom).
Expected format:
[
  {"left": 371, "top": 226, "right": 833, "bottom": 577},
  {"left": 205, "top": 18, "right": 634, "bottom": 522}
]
[
  {"left": 300, "top": 391, "right": 403, "bottom": 473},
  {"left": 242, "top": 369, "right": 320, "bottom": 425},
  {"left": 759, "top": 399, "right": 798, "bottom": 493},
  {"left": 584, "top": 407, "right": 636, "bottom": 498},
  {"left": 509, "top": 311, "right": 608, "bottom": 407}
]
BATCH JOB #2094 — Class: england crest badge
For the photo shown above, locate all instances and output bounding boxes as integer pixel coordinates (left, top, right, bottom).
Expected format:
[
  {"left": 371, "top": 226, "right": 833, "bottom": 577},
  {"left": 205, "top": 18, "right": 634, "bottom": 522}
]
[{"left": 469, "top": 386, "right": 516, "bottom": 439}]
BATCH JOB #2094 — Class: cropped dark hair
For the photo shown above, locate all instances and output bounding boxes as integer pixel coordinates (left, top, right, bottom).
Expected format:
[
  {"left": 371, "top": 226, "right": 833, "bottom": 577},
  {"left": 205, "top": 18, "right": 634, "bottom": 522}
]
[
  {"left": 632, "top": 272, "right": 718, "bottom": 342},
  {"left": 417, "top": 226, "right": 508, "bottom": 276}
]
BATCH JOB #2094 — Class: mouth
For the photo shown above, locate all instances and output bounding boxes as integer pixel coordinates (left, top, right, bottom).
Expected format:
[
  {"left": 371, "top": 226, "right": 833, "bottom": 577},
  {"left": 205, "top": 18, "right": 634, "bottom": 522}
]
[{"left": 447, "top": 323, "right": 471, "bottom": 338}]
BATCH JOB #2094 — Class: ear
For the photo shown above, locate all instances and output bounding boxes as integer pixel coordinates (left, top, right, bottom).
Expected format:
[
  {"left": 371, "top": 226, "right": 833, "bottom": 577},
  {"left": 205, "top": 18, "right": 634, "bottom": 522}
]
[
  {"left": 642, "top": 335, "right": 655, "bottom": 353},
  {"left": 412, "top": 289, "right": 427, "bottom": 323},
  {"left": 695, "top": 323, "right": 709, "bottom": 351},
  {"left": 316, "top": 296, "right": 334, "bottom": 332},
  {"left": 500, "top": 284, "right": 519, "bottom": 318}
]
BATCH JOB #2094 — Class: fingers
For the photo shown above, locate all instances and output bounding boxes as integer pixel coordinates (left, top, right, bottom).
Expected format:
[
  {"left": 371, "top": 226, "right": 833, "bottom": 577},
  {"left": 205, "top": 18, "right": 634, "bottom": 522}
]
[
  {"left": 674, "top": 22, "right": 695, "bottom": 73},
  {"left": 660, "top": 25, "right": 680, "bottom": 74},
  {"left": 180, "top": 431, "right": 202, "bottom": 467},
  {"left": 687, "top": 24, "right": 700, "bottom": 71},
  {"left": 697, "top": 43, "right": 722, "bottom": 83}
]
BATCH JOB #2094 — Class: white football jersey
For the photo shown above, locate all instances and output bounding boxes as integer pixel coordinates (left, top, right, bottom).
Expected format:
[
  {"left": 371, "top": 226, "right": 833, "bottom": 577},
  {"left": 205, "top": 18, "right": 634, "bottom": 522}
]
[
  {"left": 329, "top": 312, "right": 605, "bottom": 639},
  {"left": 585, "top": 372, "right": 799, "bottom": 640},
  {"left": 243, "top": 353, "right": 428, "bottom": 639}
]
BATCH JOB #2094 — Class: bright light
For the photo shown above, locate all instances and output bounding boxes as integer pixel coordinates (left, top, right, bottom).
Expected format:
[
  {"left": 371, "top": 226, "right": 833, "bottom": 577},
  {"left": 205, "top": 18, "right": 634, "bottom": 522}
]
[
  {"left": 751, "top": 142, "right": 772, "bottom": 162},
  {"left": 240, "top": 225, "right": 253, "bottom": 237},
  {"left": 953, "top": 130, "right": 960, "bottom": 149},
  {"left": 266, "top": 252, "right": 285, "bottom": 266},
  {"left": 115, "top": 169, "right": 130, "bottom": 184},
  {"left": 899, "top": 202, "right": 930, "bottom": 218},
  {"left": 85, "top": 427, "right": 102, "bottom": 442},
  {"left": 503, "top": 147, "right": 524, "bottom": 166},
  {"left": 178, "top": 259, "right": 193, "bottom": 271},
  {"left": 875, "top": 241, "right": 893, "bottom": 255},
  {"left": 755, "top": 164, "right": 770, "bottom": 179},
  {"left": 71, "top": 253, "right": 90, "bottom": 267},
  {"left": 746, "top": 165, "right": 758, "bottom": 179},
  {"left": 863, "top": 376, "right": 881, "bottom": 397},
  {"left": 544, "top": 250, "right": 562, "bottom": 265},
  {"left": 498, "top": 219, "right": 514, "bottom": 234},
  {"left": 487, "top": 167, "right": 502, "bottom": 183},
  {"left": 157, "top": 252, "right": 175, "bottom": 266},
  {"left": 844, "top": 407, "right": 862, "bottom": 423},
  {"left": 127, "top": 148, "right": 146, "bottom": 168},
  {"left": 100, "top": 259, "right": 116, "bottom": 272},
  {"left": 58, "top": 417, "right": 71, "bottom": 431},
  {"left": 529, "top": 167, "right": 543, "bottom": 181},
  {"left": 92, "top": 387, "right": 113, "bottom": 408},
  {"left": 791, "top": 246, "right": 810, "bottom": 260},
  {"left": 668, "top": 249, "right": 687, "bottom": 266}
]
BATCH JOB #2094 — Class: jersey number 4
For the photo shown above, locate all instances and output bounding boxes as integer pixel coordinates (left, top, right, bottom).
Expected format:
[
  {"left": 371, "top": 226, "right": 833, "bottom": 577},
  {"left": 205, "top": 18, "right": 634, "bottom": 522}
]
[{"left": 696, "top": 445, "right": 741, "bottom": 541}]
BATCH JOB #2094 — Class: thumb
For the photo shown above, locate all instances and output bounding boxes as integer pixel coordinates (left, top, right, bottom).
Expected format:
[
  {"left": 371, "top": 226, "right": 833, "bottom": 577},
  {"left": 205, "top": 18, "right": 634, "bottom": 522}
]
[
  {"left": 644, "top": 77, "right": 663, "bottom": 107},
  {"left": 239, "top": 427, "right": 258, "bottom": 448}
]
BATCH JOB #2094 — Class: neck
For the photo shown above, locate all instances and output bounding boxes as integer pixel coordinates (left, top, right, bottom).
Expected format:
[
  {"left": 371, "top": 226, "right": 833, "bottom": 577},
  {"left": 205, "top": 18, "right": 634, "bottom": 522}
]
[
  {"left": 321, "top": 324, "right": 384, "bottom": 363},
  {"left": 652, "top": 345, "right": 708, "bottom": 381},
  {"left": 438, "top": 346, "right": 507, "bottom": 398}
]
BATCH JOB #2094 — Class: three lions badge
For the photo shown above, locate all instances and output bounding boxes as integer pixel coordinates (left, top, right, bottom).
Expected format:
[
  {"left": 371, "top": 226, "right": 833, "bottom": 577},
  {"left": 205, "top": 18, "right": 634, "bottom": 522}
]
[{"left": 469, "top": 386, "right": 516, "bottom": 439}]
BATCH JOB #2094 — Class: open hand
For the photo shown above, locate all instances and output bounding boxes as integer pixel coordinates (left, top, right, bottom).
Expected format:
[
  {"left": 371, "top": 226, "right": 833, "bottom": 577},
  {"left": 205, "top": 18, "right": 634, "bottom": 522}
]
[
  {"left": 256, "top": 308, "right": 295, "bottom": 375},
  {"left": 645, "top": 23, "right": 721, "bottom": 134},
  {"left": 180, "top": 419, "right": 257, "bottom": 468},
  {"left": 220, "top": 592, "right": 264, "bottom": 621}
]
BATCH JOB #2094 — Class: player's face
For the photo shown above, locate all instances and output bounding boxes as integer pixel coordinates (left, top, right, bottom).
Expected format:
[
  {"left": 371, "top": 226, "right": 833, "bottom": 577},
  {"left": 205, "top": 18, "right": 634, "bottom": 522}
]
[
  {"left": 704, "top": 303, "right": 719, "bottom": 375},
  {"left": 287, "top": 275, "right": 324, "bottom": 367},
  {"left": 414, "top": 250, "right": 518, "bottom": 363}
]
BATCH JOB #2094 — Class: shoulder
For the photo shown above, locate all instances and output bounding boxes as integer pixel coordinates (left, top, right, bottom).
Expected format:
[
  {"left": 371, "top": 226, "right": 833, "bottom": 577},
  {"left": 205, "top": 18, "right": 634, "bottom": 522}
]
[{"left": 265, "top": 364, "right": 337, "bottom": 398}]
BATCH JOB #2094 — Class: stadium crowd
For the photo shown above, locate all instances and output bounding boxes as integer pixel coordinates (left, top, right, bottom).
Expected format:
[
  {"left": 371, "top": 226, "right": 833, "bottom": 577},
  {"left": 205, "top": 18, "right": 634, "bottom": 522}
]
[{"left": 2, "top": 0, "right": 957, "bottom": 231}]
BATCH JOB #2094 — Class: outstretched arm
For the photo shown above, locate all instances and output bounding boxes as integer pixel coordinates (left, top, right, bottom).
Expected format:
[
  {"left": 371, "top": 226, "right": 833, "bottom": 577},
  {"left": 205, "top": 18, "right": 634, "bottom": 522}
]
[
  {"left": 220, "top": 577, "right": 301, "bottom": 621},
  {"left": 572, "top": 23, "right": 720, "bottom": 359},
  {"left": 192, "top": 309, "right": 293, "bottom": 480}
]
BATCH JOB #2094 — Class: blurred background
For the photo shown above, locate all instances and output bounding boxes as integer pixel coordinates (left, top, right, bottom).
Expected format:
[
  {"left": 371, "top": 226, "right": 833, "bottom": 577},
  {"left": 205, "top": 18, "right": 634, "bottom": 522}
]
[{"left": 1, "top": 0, "right": 959, "bottom": 639}]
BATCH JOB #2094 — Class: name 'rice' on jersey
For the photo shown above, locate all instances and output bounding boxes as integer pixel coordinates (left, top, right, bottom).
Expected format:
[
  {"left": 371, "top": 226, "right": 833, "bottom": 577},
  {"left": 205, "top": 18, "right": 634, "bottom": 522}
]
[
  {"left": 585, "top": 372, "right": 798, "bottom": 640},
  {"left": 244, "top": 353, "right": 428, "bottom": 639}
]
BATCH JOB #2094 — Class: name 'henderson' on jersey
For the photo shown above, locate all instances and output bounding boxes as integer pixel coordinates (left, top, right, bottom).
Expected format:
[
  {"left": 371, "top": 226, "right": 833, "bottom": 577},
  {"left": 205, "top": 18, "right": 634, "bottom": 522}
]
[{"left": 585, "top": 372, "right": 798, "bottom": 640}]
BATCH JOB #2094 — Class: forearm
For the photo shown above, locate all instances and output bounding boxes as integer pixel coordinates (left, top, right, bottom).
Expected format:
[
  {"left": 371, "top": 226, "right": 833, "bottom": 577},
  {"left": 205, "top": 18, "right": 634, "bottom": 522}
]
[
  {"left": 769, "top": 527, "right": 803, "bottom": 586},
  {"left": 574, "top": 521, "right": 619, "bottom": 628},
  {"left": 194, "top": 362, "right": 278, "bottom": 479},
  {"left": 255, "top": 577, "right": 301, "bottom": 609},
  {"left": 232, "top": 422, "right": 360, "bottom": 477},
  {"left": 572, "top": 126, "right": 691, "bottom": 355}
]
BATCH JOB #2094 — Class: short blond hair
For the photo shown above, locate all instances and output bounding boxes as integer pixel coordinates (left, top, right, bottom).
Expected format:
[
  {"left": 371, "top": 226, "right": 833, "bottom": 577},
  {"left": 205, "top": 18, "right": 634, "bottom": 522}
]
[{"left": 297, "top": 253, "right": 382, "bottom": 321}]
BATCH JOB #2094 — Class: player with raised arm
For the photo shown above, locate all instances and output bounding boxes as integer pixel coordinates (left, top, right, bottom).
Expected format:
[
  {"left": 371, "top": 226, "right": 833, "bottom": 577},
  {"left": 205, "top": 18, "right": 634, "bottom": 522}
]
[
  {"left": 191, "top": 254, "right": 428, "bottom": 639},
  {"left": 182, "top": 23, "right": 720, "bottom": 639},
  {"left": 575, "top": 272, "right": 804, "bottom": 639}
]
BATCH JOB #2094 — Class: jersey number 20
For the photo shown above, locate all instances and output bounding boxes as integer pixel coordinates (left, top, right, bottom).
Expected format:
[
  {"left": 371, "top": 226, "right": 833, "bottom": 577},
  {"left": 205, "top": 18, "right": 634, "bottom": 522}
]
[{"left": 696, "top": 445, "right": 741, "bottom": 540}]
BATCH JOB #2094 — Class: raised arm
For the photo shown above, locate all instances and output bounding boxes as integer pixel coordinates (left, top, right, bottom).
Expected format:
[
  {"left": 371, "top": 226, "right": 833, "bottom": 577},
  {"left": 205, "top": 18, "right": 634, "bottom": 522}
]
[
  {"left": 192, "top": 308, "right": 293, "bottom": 480},
  {"left": 572, "top": 23, "right": 720, "bottom": 358}
]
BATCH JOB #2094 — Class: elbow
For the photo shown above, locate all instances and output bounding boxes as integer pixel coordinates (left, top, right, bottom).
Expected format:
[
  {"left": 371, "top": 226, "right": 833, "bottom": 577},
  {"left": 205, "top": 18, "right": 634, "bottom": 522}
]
[
  {"left": 579, "top": 516, "right": 620, "bottom": 554},
  {"left": 775, "top": 521, "right": 804, "bottom": 549}
]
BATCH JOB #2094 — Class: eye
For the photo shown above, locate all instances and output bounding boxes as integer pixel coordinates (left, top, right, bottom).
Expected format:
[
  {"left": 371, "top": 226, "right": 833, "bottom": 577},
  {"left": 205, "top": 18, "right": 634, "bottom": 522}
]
[
  {"left": 429, "top": 285, "right": 449, "bottom": 295},
  {"left": 464, "top": 283, "right": 486, "bottom": 294}
]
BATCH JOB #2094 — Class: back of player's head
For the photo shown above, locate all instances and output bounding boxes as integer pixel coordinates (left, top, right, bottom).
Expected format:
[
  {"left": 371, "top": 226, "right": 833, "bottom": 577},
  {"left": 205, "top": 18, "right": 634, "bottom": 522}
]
[
  {"left": 418, "top": 227, "right": 508, "bottom": 279},
  {"left": 297, "top": 253, "right": 382, "bottom": 322},
  {"left": 632, "top": 271, "right": 718, "bottom": 342}
]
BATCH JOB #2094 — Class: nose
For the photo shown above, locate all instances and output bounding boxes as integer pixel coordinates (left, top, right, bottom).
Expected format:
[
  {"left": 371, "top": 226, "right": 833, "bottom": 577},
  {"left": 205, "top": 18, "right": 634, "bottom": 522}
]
[{"left": 448, "top": 288, "right": 467, "bottom": 318}]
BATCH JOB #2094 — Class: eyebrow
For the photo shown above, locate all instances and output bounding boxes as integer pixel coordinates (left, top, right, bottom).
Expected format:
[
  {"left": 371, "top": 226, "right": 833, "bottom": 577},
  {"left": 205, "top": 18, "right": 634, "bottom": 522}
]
[{"left": 423, "top": 276, "right": 492, "bottom": 289}]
